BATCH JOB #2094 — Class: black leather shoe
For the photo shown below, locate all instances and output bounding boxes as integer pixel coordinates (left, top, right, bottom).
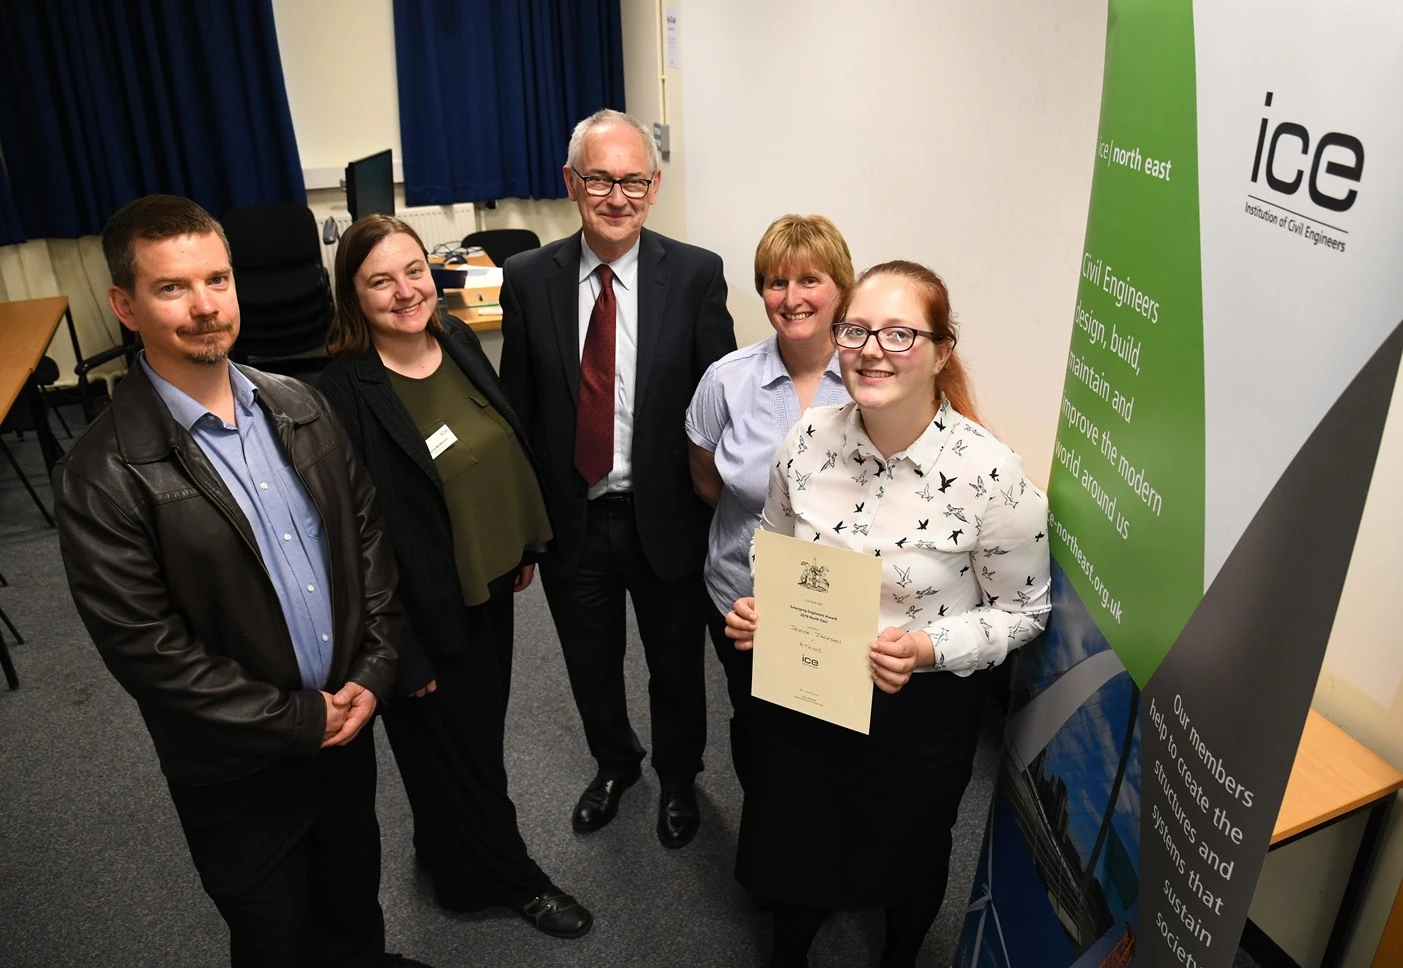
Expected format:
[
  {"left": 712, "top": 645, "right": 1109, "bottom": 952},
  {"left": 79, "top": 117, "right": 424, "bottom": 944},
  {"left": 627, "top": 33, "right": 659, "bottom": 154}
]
[
  {"left": 657, "top": 782, "right": 700, "bottom": 848},
  {"left": 516, "top": 891, "right": 594, "bottom": 939},
  {"left": 571, "top": 769, "right": 640, "bottom": 832}
]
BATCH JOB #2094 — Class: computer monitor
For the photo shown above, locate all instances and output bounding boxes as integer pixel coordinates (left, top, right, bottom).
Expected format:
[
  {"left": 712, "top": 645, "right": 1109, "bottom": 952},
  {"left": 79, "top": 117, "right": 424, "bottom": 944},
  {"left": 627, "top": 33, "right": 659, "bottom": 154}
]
[{"left": 345, "top": 149, "right": 394, "bottom": 221}]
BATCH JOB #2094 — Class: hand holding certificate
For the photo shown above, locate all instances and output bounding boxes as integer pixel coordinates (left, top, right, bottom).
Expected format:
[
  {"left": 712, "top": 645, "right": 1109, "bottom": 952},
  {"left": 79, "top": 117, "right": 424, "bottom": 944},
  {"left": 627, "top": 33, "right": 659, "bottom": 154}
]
[{"left": 750, "top": 529, "right": 882, "bottom": 734}]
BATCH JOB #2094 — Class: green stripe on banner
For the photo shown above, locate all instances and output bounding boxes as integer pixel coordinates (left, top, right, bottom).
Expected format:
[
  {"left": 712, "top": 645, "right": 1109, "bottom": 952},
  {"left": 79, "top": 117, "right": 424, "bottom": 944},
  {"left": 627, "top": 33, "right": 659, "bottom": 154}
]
[{"left": 1048, "top": 0, "right": 1204, "bottom": 687}]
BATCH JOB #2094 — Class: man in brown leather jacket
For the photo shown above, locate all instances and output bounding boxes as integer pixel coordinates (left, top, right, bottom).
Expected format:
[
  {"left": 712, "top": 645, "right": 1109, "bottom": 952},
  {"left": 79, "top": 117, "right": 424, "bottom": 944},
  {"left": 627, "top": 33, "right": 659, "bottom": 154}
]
[{"left": 53, "top": 195, "right": 429, "bottom": 968}]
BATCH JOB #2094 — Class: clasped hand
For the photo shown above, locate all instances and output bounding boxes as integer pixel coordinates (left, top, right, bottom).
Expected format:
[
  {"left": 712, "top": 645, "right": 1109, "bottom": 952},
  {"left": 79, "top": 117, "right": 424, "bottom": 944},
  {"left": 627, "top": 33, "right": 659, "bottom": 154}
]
[
  {"left": 725, "top": 597, "right": 928, "bottom": 695},
  {"left": 320, "top": 681, "right": 378, "bottom": 747}
]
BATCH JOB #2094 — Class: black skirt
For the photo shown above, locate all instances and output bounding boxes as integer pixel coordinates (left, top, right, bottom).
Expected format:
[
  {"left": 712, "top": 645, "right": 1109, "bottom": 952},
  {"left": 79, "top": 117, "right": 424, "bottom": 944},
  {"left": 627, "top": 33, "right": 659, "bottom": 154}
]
[{"left": 735, "top": 667, "right": 989, "bottom": 910}]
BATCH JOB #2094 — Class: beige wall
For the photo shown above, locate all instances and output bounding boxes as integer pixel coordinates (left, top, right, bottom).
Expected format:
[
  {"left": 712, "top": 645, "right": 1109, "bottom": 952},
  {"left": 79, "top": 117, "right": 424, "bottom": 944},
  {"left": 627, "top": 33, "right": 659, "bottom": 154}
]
[
  {"left": 271, "top": 0, "right": 401, "bottom": 179},
  {"left": 677, "top": 0, "right": 1106, "bottom": 479}
]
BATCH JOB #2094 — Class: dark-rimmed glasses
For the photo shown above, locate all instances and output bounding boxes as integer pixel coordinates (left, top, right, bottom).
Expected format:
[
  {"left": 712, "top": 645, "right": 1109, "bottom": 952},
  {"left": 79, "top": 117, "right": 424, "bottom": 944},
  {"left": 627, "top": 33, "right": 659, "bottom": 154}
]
[
  {"left": 831, "top": 322, "right": 945, "bottom": 353},
  {"left": 570, "top": 168, "right": 655, "bottom": 199}
]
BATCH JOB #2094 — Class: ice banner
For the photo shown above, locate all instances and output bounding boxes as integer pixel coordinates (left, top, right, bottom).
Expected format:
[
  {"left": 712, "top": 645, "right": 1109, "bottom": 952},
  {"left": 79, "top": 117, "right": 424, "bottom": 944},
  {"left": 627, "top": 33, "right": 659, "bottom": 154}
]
[{"left": 956, "top": 2, "right": 1403, "bottom": 966}]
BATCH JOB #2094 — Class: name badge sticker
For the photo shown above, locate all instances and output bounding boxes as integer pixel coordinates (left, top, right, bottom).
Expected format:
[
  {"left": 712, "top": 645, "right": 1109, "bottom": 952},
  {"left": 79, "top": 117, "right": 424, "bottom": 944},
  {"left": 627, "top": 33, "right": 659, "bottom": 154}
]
[{"left": 425, "top": 423, "right": 458, "bottom": 460}]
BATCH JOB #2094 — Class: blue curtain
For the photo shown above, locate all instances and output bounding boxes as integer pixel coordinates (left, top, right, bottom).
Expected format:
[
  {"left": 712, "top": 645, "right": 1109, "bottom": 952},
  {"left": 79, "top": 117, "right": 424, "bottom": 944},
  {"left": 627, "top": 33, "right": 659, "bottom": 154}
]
[
  {"left": 393, "top": 0, "right": 626, "bottom": 205},
  {"left": 0, "top": 0, "right": 305, "bottom": 240}
]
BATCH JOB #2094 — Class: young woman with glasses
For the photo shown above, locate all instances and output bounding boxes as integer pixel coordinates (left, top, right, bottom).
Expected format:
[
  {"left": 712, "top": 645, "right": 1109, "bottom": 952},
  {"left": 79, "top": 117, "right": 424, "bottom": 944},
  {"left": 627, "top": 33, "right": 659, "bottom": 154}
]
[{"left": 725, "top": 260, "right": 1051, "bottom": 968}]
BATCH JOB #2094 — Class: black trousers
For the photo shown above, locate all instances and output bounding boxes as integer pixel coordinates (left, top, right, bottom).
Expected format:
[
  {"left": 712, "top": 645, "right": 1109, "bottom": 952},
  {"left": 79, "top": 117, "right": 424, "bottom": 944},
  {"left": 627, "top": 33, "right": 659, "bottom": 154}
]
[
  {"left": 540, "top": 496, "right": 707, "bottom": 782},
  {"left": 379, "top": 571, "right": 552, "bottom": 909},
  {"left": 166, "top": 729, "right": 384, "bottom": 968},
  {"left": 705, "top": 604, "right": 755, "bottom": 790}
]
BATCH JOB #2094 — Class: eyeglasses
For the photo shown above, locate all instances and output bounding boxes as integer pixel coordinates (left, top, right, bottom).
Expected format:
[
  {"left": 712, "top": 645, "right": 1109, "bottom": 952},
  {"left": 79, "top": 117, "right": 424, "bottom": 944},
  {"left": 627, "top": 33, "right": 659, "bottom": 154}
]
[
  {"left": 570, "top": 168, "right": 655, "bottom": 199},
  {"left": 831, "top": 322, "right": 945, "bottom": 353}
]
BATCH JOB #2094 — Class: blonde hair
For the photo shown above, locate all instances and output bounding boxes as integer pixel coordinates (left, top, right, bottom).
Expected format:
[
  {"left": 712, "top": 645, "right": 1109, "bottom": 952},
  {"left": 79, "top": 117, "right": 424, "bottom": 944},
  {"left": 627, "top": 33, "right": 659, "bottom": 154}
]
[{"left": 753, "top": 214, "right": 854, "bottom": 295}]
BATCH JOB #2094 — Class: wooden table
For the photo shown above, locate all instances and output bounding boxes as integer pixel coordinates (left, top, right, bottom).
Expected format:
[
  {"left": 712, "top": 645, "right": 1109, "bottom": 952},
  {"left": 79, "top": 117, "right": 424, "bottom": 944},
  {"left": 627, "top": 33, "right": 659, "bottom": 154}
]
[
  {"left": 432, "top": 252, "right": 503, "bottom": 332},
  {"left": 445, "top": 303, "right": 504, "bottom": 333},
  {"left": 1256, "top": 710, "right": 1403, "bottom": 967},
  {"left": 429, "top": 250, "right": 495, "bottom": 268},
  {"left": 0, "top": 295, "right": 72, "bottom": 472}
]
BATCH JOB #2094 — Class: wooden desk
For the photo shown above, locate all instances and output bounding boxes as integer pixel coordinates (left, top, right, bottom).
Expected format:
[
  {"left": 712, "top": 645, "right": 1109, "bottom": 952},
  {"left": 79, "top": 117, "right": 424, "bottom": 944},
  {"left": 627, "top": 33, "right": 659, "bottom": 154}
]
[
  {"left": 445, "top": 304, "right": 503, "bottom": 332},
  {"left": 1274, "top": 711, "right": 1403, "bottom": 845},
  {"left": 431, "top": 252, "right": 502, "bottom": 332},
  {"left": 1260, "top": 710, "right": 1403, "bottom": 968},
  {"left": 429, "top": 250, "right": 495, "bottom": 268},
  {"left": 0, "top": 295, "right": 70, "bottom": 472}
]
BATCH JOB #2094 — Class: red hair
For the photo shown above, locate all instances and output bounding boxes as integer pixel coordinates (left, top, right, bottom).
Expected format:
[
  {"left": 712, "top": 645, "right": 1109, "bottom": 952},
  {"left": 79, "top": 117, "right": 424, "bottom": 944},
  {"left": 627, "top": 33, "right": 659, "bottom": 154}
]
[{"left": 838, "top": 260, "right": 982, "bottom": 425}]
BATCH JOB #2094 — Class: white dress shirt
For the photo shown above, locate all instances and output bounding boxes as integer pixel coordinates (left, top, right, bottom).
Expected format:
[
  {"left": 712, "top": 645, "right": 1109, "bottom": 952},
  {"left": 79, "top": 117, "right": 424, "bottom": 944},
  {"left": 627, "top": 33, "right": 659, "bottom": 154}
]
[
  {"left": 759, "top": 399, "right": 1052, "bottom": 675},
  {"left": 579, "top": 237, "right": 640, "bottom": 498}
]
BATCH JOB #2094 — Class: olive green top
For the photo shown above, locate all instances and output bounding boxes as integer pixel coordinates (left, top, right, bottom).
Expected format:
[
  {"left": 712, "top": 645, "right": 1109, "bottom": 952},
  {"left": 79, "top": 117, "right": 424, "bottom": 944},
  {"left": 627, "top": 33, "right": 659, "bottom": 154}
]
[{"left": 388, "top": 356, "right": 552, "bottom": 607}]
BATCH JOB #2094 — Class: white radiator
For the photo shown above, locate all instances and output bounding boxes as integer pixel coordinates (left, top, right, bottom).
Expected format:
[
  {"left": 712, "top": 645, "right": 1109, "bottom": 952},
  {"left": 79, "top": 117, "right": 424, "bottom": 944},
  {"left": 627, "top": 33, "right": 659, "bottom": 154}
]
[{"left": 319, "top": 203, "right": 478, "bottom": 282}]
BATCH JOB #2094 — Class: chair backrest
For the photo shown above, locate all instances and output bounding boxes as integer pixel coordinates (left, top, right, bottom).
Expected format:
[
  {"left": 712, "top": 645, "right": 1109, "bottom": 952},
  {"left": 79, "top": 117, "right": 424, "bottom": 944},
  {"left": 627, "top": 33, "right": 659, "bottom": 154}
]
[
  {"left": 460, "top": 229, "right": 541, "bottom": 267},
  {"left": 223, "top": 204, "right": 322, "bottom": 269},
  {"left": 220, "top": 204, "right": 332, "bottom": 364}
]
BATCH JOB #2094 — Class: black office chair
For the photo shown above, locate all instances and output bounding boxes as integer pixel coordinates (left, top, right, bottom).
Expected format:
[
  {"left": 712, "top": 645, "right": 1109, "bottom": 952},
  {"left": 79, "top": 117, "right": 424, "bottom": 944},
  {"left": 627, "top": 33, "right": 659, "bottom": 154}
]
[
  {"left": 1, "top": 356, "right": 64, "bottom": 527},
  {"left": 30, "top": 355, "right": 72, "bottom": 438},
  {"left": 222, "top": 204, "right": 333, "bottom": 372},
  {"left": 460, "top": 229, "right": 541, "bottom": 267}
]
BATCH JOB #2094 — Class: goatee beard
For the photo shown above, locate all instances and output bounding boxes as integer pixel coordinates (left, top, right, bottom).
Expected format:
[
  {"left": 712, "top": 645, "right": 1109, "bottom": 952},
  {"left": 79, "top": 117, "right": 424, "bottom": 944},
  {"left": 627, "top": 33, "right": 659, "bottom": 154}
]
[
  {"left": 186, "top": 347, "right": 230, "bottom": 366},
  {"left": 180, "top": 317, "right": 233, "bottom": 365}
]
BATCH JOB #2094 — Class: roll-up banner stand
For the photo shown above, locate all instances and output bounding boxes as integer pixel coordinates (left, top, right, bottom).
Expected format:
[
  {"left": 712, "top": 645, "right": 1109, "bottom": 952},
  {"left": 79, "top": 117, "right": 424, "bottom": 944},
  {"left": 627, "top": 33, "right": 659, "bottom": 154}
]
[{"left": 955, "top": 1, "right": 1403, "bottom": 966}]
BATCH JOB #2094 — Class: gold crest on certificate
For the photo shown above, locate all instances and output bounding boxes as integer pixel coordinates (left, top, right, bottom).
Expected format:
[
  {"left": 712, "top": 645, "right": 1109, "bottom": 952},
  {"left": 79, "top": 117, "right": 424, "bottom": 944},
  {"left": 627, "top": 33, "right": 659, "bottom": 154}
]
[{"left": 751, "top": 529, "right": 881, "bottom": 734}]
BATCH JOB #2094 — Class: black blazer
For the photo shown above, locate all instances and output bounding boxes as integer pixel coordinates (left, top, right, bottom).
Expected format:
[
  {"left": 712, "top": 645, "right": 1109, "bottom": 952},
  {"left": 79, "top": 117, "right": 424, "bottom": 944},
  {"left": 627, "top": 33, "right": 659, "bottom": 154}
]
[
  {"left": 318, "top": 317, "right": 540, "bottom": 695},
  {"left": 499, "top": 228, "right": 736, "bottom": 581}
]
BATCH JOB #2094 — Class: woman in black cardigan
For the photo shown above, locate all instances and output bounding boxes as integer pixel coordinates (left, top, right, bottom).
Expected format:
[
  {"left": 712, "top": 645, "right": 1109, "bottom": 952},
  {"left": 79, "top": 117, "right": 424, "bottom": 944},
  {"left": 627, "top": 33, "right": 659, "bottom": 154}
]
[{"left": 318, "top": 215, "right": 590, "bottom": 939}]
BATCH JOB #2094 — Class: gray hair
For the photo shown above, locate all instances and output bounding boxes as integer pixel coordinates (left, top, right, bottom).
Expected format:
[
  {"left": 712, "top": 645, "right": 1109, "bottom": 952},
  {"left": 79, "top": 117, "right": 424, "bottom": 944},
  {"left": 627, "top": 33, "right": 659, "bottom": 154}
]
[{"left": 566, "top": 109, "right": 660, "bottom": 174}]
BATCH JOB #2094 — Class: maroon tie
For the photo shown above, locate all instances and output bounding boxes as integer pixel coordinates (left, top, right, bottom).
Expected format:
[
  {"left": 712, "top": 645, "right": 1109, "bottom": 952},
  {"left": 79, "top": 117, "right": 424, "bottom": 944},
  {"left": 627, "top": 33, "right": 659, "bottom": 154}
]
[{"left": 575, "top": 264, "right": 616, "bottom": 485}]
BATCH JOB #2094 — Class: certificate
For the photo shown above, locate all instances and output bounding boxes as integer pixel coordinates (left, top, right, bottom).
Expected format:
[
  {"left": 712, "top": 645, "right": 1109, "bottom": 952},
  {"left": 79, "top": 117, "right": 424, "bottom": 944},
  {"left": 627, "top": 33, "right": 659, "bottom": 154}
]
[{"left": 751, "top": 529, "right": 881, "bottom": 734}]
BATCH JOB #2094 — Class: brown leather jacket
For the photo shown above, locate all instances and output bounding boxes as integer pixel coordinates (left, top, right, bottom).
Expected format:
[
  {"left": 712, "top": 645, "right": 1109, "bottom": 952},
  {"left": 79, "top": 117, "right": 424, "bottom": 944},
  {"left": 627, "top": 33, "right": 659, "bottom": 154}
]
[{"left": 53, "top": 363, "right": 402, "bottom": 785}]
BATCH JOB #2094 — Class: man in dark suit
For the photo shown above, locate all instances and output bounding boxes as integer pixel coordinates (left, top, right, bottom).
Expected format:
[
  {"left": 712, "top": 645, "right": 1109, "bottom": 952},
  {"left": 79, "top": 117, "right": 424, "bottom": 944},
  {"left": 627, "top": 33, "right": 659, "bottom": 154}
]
[
  {"left": 54, "top": 195, "right": 430, "bottom": 968},
  {"left": 499, "top": 109, "right": 736, "bottom": 849}
]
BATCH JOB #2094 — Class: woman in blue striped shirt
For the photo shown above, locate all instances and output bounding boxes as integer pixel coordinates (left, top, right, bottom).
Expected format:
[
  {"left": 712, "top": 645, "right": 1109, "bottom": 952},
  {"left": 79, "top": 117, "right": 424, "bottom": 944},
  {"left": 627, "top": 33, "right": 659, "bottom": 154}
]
[{"left": 684, "top": 214, "right": 854, "bottom": 789}]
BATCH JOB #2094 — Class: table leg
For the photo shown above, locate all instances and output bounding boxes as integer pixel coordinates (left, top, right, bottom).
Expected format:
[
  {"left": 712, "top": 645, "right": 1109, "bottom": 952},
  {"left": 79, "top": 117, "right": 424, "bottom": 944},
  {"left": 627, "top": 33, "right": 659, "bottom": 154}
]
[
  {"left": 0, "top": 626, "right": 17, "bottom": 691},
  {"left": 1321, "top": 796, "right": 1394, "bottom": 968},
  {"left": 23, "top": 376, "right": 64, "bottom": 474}
]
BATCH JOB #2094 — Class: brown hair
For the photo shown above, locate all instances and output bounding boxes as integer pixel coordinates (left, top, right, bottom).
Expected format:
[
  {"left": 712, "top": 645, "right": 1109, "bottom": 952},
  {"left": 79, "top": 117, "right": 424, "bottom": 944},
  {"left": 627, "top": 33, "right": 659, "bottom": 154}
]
[
  {"left": 753, "top": 214, "right": 855, "bottom": 295},
  {"left": 101, "top": 195, "right": 230, "bottom": 293},
  {"left": 838, "top": 260, "right": 981, "bottom": 424},
  {"left": 326, "top": 215, "right": 443, "bottom": 357}
]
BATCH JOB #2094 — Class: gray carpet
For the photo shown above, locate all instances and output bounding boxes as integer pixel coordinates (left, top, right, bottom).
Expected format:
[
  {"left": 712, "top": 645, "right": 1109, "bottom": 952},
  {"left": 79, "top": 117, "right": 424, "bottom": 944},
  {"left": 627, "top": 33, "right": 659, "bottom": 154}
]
[{"left": 0, "top": 403, "right": 1000, "bottom": 968}]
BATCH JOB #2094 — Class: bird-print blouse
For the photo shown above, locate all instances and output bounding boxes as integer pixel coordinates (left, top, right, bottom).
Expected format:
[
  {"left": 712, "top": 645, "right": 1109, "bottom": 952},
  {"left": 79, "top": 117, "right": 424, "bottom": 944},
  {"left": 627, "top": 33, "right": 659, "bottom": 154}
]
[{"left": 759, "top": 398, "right": 1051, "bottom": 676}]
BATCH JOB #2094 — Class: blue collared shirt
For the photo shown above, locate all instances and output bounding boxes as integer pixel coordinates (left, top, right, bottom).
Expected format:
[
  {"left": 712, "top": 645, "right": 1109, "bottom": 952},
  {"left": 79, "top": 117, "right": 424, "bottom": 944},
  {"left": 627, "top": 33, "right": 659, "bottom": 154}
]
[
  {"left": 684, "top": 335, "right": 850, "bottom": 613},
  {"left": 142, "top": 355, "right": 335, "bottom": 690}
]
